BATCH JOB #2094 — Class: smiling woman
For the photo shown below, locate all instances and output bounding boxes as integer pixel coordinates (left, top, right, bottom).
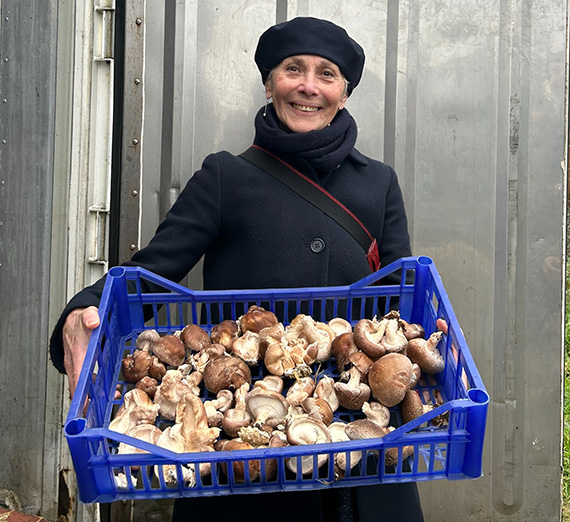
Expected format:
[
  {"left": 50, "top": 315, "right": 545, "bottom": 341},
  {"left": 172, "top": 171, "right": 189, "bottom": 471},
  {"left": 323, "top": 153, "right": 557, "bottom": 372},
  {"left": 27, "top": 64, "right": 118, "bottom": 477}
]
[{"left": 51, "top": 14, "right": 417, "bottom": 522}]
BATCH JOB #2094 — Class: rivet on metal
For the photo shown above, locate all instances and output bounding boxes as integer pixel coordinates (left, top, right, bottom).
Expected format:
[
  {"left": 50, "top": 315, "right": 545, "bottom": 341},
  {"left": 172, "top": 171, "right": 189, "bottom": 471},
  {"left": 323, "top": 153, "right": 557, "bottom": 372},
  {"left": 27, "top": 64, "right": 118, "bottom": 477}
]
[
  {"left": 4, "top": 58, "right": 8, "bottom": 62},
  {"left": 135, "top": 18, "right": 142, "bottom": 25},
  {"left": 2, "top": 99, "right": 7, "bottom": 103},
  {"left": 4, "top": 17, "right": 9, "bottom": 21},
  {"left": 129, "top": 244, "right": 137, "bottom": 250},
  {"left": 134, "top": 78, "right": 141, "bottom": 85},
  {"left": 131, "top": 190, "right": 138, "bottom": 197},
  {"left": 1, "top": 140, "right": 6, "bottom": 144},
  {"left": 132, "top": 138, "right": 139, "bottom": 145}
]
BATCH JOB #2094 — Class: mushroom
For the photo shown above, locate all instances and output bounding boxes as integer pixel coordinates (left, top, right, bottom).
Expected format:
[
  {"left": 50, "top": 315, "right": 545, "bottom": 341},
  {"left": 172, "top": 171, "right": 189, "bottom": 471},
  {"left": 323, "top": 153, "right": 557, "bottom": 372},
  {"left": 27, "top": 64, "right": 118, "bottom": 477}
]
[
  {"left": 153, "top": 369, "right": 193, "bottom": 420},
  {"left": 148, "top": 355, "right": 167, "bottom": 381},
  {"left": 399, "top": 319, "right": 425, "bottom": 341},
  {"left": 406, "top": 331, "right": 445, "bottom": 374},
  {"left": 239, "top": 305, "right": 279, "bottom": 334},
  {"left": 108, "top": 388, "right": 159, "bottom": 434},
  {"left": 348, "top": 351, "right": 374, "bottom": 381},
  {"left": 253, "top": 375, "right": 284, "bottom": 393},
  {"left": 156, "top": 391, "right": 220, "bottom": 483},
  {"left": 285, "top": 415, "right": 331, "bottom": 475},
  {"left": 231, "top": 330, "right": 262, "bottom": 365},
  {"left": 258, "top": 323, "right": 285, "bottom": 359},
  {"left": 264, "top": 342, "right": 296, "bottom": 377},
  {"left": 210, "top": 320, "right": 239, "bottom": 350},
  {"left": 329, "top": 421, "right": 361, "bottom": 475},
  {"left": 219, "top": 439, "right": 261, "bottom": 482},
  {"left": 245, "top": 387, "right": 289, "bottom": 428},
  {"left": 353, "top": 317, "right": 388, "bottom": 360},
  {"left": 328, "top": 317, "right": 353, "bottom": 338},
  {"left": 331, "top": 332, "right": 359, "bottom": 372},
  {"left": 345, "top": 420, "right": 413, "bottom": 468},
  {"left": 237, "top": 425, "right": 272, "bottom": 447},
  {"left": 135, "top": 329, "right": 160, "bottom": 352},
  {"left": 180, "top": 323, "right": 212, "bottom": 352},
  {"left": 368, "top": 353, "right": 414, "bottom": 407},
  {"left": 314, "top": 375, "right": 339, "bottom": 412},
  {"left": 362, "top": 401, "right": 391, "bottom": 428},
  {"left": 190, "top": 343, "right": 226, "bottom": 373},
  {"left": 379, "top": 318, "right": 408, "bottom": 355},
  {"left": 334, "top": 366, "right": 371, "bottom": 410},
  {"left": 184, "top": 369, "right": 204, "bottom": 396},
  {"left": 202, "top": 354, "right": 251, "bottom": 394},
  {"left": 222, "top": 382, "right": 252, "bottom": 438},
  {"left": 135, "top": 375, "right": 159, "bottom": 399},
  {"left": 152, "top": 334, "right": 186, "bottom": 367},
  {"left": 288, "top": 315, "right": 335, "bottom": 363},
  {"left": 118, "top": 423, "right": 162, "bottom": 456},
  {"left": 121, "top": 349, "right": 152, "bottom": 383},
  {"left": 285, "top": 376, "right": 316, "bottom": 407},
  {"left": 263, "top": 431, "right": 288, "bottom": 480},
  {"left": 203, "top": 389, "right": 234, "bottom": 427},
  {"left": 301, "top": 396, "right": 334, "bottom": 426}
]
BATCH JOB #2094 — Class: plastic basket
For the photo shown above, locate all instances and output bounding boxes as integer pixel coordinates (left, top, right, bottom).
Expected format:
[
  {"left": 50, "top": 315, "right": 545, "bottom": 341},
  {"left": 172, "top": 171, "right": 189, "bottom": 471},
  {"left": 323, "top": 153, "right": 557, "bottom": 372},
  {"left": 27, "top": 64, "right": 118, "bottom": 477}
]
[{"left": 65, "top": 256, "right": 489, "bottom": 503}]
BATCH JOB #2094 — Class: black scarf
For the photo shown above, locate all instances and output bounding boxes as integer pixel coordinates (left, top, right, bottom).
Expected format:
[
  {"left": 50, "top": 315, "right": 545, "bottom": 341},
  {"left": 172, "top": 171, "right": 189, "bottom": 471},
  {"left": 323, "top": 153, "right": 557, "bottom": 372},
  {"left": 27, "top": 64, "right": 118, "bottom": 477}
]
[{"left": 253, "top": 103, "right": 358, "bottom": 179}]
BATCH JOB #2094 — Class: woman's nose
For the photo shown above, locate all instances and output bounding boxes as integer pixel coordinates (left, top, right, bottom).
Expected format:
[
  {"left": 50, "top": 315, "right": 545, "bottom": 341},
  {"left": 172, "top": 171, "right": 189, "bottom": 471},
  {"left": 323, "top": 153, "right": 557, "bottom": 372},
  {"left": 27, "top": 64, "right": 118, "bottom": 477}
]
[{"left": 298, "top": 73, "right": 319, "bottom": 95}]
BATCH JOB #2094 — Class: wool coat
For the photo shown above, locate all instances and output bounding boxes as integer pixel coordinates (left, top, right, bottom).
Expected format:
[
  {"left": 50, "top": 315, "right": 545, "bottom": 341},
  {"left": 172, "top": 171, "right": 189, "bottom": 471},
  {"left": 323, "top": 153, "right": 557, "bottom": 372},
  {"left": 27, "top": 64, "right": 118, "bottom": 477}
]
[{"left": 50, "top": 147, "right": 411, "bottom": 372}]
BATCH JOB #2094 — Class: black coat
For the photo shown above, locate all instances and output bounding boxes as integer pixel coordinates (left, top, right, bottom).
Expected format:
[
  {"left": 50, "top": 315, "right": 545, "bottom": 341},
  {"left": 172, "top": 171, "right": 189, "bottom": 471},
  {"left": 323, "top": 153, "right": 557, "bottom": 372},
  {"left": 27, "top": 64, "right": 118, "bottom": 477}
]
[{"left": 50, "top": 147, "right": 411, "bottom": 371}]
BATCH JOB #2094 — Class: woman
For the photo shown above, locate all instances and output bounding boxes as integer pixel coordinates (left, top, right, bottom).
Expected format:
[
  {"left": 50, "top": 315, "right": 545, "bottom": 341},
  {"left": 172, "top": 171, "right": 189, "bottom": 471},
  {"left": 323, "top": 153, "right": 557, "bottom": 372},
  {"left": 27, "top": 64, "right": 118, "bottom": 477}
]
[{"left": 51, "top": 17, "right": 423, "bottom": 522}]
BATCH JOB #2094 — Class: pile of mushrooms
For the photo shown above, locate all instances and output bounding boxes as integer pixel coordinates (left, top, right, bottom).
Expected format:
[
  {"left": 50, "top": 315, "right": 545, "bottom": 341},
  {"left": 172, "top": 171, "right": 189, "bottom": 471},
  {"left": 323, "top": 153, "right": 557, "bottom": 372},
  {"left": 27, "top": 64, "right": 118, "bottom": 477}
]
[{"left": 109, "top": 306, "right": 447, "bottom": 485}]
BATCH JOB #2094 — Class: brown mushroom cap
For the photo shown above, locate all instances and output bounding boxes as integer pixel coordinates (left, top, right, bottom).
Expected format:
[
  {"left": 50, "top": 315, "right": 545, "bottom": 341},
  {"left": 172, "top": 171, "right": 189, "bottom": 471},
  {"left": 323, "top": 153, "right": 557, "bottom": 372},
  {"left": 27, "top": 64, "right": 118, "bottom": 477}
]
[
  {"left": 210, "top": 320, "right": 239, "bottom": 350},
  {"left": 399, "top": 319, "right": 425, "bottom": 341},
  {"left": 121, "top": 349, "right": 152, "bottom": 383},
  {"left": 368, "top": 353, "right": 413, "bottom": 407},
  {"left": 219, "top": 439, "right": 261, "bottom": 483},
  {"left": 148, "top": 355, "right": 167, "bottom": 380},
  {"left": 331, "top": 332, "right": 359, "bottom": 371},
  {"left": 239, "top": 305, "right": 279, "bottom": 334},
  {"left": 202, "top": 354, "right": 251, "bottom": 394},
  {"left": 400, "top": 390, "right": 429, "bottom": 425},
  {"left": 406, "top": 331, "right": 445, "bottom": 374},
  {"left": 334, "top": 367, "right": 371, "bottom": 410},
  {"left": 353, "top": 318, "right": 387, "bottom": 360},
  {"left": 152, "top": 335, "right": 186, "bottom": 367},
  {"left": 135, "top": 376, "right": 159, "bottom": 399},
  {"left": 302, "top": 396, "right": 334, "bottom": 426},
  {"left": 345, "top": 418, "right": 387, "bottom": 440},
  {"left": 231, "top": 330, "right": 261, "bottom": 365},
  {"left": 180, "top": 324, "right": 212, "bottom": 352}
]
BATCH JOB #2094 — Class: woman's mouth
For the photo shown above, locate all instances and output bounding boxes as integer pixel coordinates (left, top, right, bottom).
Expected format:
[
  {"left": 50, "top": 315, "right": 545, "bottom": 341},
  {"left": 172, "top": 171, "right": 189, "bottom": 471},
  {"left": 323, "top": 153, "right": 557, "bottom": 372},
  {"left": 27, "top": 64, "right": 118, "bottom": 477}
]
[{"left": 291, "top": 103, "right": 320, "bottom": 112}]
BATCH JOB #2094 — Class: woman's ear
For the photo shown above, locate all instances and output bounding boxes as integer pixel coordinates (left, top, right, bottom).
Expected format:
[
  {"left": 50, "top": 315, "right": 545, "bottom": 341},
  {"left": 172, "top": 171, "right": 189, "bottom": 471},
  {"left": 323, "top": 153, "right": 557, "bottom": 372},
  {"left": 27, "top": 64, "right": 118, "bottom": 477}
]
[{"left": 264, "top": 81, "right": 273, "bottom": 100}]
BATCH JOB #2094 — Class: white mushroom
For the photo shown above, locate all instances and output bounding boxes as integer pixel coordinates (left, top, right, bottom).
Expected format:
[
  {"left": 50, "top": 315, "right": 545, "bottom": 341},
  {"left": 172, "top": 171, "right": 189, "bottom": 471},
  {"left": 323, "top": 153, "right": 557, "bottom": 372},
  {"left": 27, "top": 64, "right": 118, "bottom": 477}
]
[
  {"left": 153, "top": 369, "right": 193, "bottom": 420},
  {"left": 108, "top": 388, "right": 159, "bottom": 434},
  {"left": 285, "top": 414, "right": 331, "bottom": 475}
]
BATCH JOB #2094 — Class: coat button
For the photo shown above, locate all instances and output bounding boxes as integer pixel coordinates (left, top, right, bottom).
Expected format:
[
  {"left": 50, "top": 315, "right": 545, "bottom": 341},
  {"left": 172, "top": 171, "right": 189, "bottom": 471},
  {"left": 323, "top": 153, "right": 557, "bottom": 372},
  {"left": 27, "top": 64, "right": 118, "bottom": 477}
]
[{"left": 310, "top": 238, "right": 325, "bottom": 253}]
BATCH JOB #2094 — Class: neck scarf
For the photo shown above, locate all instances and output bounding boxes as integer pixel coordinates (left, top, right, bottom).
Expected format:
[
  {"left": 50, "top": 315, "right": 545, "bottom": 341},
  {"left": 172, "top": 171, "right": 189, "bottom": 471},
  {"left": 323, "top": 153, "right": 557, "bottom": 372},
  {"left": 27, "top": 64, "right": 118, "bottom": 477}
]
[{"left": 253, "top": 103, "right": 358, "bottom": 178}]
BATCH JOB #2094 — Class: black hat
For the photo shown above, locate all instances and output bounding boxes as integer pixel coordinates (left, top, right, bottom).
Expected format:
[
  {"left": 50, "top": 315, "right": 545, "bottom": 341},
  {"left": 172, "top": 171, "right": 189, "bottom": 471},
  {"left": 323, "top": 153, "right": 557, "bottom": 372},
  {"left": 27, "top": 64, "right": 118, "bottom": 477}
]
[{"left": 255, "top": 17, "right": 365, "bottom": 95}]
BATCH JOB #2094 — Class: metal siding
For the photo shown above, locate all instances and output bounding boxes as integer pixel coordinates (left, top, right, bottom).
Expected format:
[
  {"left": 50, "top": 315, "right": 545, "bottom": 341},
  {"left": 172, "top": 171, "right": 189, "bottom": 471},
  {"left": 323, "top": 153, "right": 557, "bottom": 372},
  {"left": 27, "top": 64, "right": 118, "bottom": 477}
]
[
  {"left": 0, "top": 0, "right": 58, "bottom": 516},
  {"left": 129, "top": 0, "right": 567, "bottom": 520}
]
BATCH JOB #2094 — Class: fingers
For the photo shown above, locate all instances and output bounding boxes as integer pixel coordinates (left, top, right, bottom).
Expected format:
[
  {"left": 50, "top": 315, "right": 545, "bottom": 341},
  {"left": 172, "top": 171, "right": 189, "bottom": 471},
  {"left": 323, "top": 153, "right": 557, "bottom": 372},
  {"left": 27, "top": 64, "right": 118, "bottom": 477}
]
[
  {"left": 436, "top": 318, "right": 448, "bottom": 334},
  {"left": 63, "top": 307, "right": 100, "bottom": 398}
]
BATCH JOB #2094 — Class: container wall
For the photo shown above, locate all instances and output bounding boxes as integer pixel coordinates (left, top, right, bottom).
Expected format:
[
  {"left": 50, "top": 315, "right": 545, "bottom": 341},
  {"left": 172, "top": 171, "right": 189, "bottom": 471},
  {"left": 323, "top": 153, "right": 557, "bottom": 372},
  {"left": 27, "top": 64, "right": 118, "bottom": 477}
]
[{"left": 134, "top": 1, "right": 566, "bottom": 520}]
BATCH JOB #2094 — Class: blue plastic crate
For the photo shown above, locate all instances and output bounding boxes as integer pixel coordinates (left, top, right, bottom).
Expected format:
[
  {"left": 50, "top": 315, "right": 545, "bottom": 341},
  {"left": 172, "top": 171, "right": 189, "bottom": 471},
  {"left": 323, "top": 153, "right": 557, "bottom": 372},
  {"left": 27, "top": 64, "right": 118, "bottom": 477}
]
[{"left": 65, "top": 256, "right": 489, "bottom": 503}]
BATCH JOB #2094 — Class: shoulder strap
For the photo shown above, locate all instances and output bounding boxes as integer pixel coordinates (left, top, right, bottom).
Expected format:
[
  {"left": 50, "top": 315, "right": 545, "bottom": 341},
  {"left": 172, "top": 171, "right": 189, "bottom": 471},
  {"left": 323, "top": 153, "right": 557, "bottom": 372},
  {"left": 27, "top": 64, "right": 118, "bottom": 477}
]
[{"left": 240, "top": 145, "right": 380, "bottom": 272}]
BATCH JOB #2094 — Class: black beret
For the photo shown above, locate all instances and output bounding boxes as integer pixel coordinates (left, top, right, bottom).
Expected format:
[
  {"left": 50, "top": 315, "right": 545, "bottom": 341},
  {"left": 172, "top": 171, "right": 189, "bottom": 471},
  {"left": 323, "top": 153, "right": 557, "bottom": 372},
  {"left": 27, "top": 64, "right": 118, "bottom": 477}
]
[{"left": 255, "top": 17, "right": 365, "bottom": 95}]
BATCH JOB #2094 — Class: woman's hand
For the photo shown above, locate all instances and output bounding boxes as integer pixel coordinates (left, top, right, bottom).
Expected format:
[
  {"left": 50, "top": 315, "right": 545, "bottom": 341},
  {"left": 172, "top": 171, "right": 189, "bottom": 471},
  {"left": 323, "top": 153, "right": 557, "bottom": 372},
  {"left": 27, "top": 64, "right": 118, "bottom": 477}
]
[{"left": 62, "top": 306, "right": 100, "bottom": 398}]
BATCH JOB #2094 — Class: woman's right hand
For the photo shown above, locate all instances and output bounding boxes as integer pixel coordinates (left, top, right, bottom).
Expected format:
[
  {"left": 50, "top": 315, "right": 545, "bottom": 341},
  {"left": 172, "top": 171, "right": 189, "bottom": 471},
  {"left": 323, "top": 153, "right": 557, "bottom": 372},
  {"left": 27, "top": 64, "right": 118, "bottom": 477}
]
[{"left": 62, "top": 306, "right": 100, "bottom": 398}]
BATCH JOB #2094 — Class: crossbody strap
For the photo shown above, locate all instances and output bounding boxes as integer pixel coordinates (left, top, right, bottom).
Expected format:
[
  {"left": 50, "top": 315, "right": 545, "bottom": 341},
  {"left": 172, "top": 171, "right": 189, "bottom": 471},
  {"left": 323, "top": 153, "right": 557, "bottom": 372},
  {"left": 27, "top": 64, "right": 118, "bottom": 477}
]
[{"left": 240, "top": 145, "right": 380, "bottom": 272}]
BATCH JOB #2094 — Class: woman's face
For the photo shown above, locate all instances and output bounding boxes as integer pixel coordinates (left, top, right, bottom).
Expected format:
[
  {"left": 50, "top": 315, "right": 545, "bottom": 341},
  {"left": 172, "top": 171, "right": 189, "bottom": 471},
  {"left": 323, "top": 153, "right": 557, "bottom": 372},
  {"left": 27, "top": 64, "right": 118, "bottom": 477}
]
[{"left": 265, "top": 55, "right": 348, "bottom": 133}]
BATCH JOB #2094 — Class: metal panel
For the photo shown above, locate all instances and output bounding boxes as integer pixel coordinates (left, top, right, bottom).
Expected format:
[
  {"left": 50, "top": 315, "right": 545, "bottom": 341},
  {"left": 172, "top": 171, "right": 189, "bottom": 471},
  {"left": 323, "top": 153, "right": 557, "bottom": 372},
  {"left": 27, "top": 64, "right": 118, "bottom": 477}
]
[
  {"left": 0, "top": 0, "right": 59, "bottom": 518},
  {"left": 131, "top": 1, "right": 566, "bottom": 520}
]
